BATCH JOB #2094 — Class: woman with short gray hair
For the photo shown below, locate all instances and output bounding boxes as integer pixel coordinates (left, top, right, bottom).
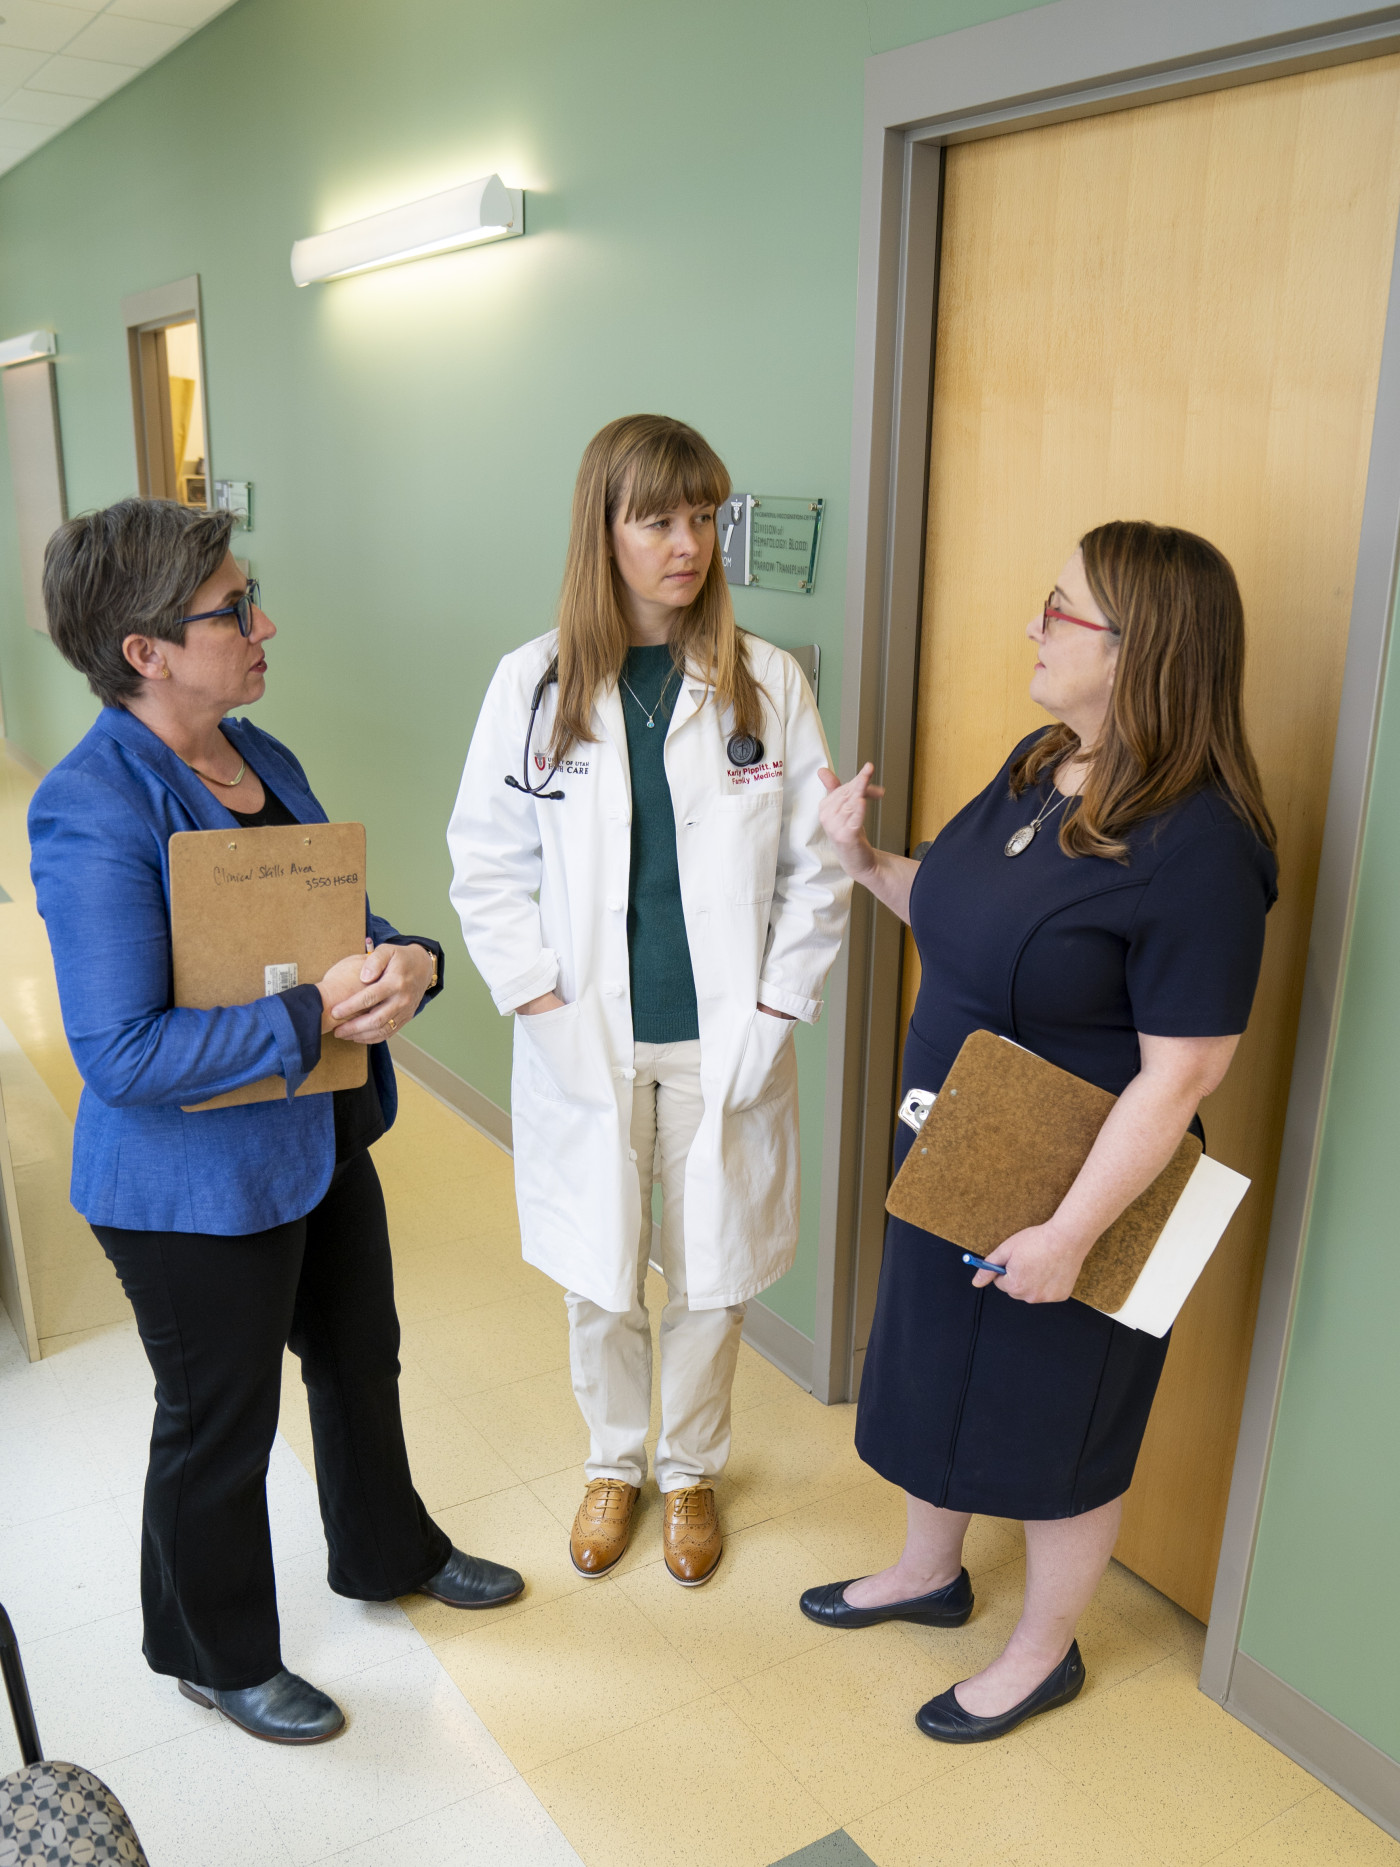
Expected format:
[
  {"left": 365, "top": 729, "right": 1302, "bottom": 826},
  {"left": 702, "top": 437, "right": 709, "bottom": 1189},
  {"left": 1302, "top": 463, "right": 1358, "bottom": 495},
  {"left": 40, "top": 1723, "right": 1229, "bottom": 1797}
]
[{"left": 29, "top": 498, "right": 525, "bottom": 1746}]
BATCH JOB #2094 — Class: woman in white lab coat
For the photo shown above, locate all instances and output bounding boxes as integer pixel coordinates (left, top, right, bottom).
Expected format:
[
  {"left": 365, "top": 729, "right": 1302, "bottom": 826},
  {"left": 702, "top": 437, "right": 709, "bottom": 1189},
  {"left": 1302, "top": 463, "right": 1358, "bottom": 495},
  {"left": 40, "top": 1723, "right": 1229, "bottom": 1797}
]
[{"left": 448, "top": 414, "right": 849, "bottom": 1586}]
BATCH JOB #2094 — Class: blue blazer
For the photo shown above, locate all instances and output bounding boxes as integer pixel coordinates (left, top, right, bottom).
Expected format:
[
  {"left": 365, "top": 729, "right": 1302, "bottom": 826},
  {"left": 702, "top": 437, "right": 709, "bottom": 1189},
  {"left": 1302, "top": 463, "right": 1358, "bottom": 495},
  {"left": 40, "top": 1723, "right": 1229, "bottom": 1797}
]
[{"left": 28, "top": 707, "right": 439, "bottom": 1235}]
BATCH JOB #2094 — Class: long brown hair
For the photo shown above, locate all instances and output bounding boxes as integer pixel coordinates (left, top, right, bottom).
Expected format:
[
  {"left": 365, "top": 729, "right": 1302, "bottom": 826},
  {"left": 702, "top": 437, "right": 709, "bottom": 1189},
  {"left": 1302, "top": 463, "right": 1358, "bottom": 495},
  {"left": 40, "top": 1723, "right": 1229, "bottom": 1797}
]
[
  {"left": 1011, "top": 521, "right": 1277, "bottom": 862},
  {"left": 548, "top": 414, "right": 762, "bottom": 762}
]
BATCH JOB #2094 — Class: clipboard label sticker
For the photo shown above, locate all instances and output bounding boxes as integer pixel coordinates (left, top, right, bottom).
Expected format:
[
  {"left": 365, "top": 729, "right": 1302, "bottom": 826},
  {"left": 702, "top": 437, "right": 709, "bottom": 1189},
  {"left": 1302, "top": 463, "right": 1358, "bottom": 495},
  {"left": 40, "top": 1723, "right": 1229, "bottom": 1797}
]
[{"left": 264, "top": 963, "right": 299, "bottom": 995}]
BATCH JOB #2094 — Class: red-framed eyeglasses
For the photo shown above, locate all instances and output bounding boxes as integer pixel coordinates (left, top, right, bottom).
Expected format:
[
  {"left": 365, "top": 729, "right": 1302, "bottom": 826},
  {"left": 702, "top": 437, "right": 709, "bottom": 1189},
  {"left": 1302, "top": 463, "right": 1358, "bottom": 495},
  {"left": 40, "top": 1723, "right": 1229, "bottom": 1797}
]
[{"left": 1042, "top": 591, "right": 1117, "bottom": 635}]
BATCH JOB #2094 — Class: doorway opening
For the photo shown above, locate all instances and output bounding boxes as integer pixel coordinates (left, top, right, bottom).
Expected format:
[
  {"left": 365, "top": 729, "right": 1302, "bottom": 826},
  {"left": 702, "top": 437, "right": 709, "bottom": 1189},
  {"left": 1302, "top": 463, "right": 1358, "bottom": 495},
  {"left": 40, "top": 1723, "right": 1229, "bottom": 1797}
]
[{"left": 122, "top": 276, "right": 210, "bottom": 507}]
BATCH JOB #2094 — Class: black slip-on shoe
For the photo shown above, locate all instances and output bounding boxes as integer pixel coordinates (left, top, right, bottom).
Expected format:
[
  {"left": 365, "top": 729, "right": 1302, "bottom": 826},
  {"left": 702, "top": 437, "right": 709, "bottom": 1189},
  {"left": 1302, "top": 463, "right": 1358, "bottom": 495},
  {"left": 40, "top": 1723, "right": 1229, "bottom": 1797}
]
[
  {"left": 914, "top": 1640, "right": 1085, "bottom": 1743},
  {"left": 799, "top": 1566, "right": 974, "bottom": 1630},
  {"left": 417, "top": 1547, "right": 525, "bottom": 1608},
  {"left": 179, "top": 1668, "right": 345, "bottom": 1744}
]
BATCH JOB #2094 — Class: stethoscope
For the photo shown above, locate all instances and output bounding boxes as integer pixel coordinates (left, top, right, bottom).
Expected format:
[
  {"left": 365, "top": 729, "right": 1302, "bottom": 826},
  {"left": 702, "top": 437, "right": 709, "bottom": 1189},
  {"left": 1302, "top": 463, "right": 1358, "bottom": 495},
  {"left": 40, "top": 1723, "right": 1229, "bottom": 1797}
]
[
  {"left": 504, "top": 658, "right": 566, "bottom": 801},
  {"left": 504, "top": 657, "right": 765, "bottom": 803}
]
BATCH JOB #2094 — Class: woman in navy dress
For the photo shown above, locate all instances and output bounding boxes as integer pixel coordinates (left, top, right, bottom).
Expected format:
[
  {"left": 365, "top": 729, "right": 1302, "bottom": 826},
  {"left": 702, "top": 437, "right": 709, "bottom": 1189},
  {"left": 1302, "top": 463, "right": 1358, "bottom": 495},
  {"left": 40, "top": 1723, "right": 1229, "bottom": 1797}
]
[{"left": 800, "top": 521, "right": 1277, "bottom": 1743}]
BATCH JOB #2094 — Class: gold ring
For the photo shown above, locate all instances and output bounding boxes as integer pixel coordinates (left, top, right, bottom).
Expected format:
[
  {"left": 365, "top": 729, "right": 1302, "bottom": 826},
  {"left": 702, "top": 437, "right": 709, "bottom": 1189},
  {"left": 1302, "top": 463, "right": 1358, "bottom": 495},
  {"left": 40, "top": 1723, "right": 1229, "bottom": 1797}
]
[{"left": 387, "top": 1016, "right": 396, "bottom": 1031}]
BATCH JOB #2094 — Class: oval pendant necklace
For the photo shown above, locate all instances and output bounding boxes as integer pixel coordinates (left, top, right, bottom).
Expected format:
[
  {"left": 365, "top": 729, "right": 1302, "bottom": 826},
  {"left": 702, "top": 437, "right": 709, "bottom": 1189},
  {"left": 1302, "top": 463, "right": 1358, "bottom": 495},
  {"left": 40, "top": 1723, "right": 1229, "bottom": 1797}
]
[{"left": 1004, "top": 785, "right": 1069, "bottom": 858}]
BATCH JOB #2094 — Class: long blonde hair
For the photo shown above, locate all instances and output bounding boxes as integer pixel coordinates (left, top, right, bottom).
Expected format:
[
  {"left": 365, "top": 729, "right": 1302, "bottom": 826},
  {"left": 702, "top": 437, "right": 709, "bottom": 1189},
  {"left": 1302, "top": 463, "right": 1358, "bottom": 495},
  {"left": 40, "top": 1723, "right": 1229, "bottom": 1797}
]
[
  {"left": 1011, "top": 521, "right": 1277, "bottom": 862},
  {"left": 548, "top": 414, "right": 762, "bottom": 762}
]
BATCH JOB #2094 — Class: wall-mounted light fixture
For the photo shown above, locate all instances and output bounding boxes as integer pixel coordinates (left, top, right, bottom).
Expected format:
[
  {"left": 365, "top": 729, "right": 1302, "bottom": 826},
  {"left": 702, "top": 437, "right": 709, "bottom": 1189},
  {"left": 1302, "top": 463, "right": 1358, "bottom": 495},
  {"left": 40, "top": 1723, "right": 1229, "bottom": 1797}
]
[
  {"left": 0, "top": 329, "right": 55, "bottom": 369},
  {"left": 290, "top": 173, "right": 523, "bottom": 286}
]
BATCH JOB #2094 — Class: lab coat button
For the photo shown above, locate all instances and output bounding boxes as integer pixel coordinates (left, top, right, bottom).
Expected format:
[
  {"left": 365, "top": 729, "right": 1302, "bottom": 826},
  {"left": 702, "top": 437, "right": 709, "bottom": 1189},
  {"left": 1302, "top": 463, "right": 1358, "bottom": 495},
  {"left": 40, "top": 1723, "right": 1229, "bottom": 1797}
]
[
  {"left": 607, "top": 899, "right": 624, "bottom": 912},
  {"left": 628, "top": 1149, "right": 639, "bottom": 1162},
  {"left": 623, "top": 1067, "right": 637, "bottom": 1080}
]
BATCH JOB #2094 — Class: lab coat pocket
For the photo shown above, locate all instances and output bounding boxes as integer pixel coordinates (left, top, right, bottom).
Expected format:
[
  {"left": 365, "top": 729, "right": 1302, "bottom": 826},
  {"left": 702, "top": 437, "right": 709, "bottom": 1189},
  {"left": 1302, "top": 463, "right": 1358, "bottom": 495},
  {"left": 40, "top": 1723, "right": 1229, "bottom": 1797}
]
[
  {"left": 516, "top": 1000, "right": 614, "bottom": 1111},
  {"left": 717, "top": 791, "right": 782, "bottom": 905},
  {"left": 727, "top": 1005, "right": 796, "bottom": 1113}
]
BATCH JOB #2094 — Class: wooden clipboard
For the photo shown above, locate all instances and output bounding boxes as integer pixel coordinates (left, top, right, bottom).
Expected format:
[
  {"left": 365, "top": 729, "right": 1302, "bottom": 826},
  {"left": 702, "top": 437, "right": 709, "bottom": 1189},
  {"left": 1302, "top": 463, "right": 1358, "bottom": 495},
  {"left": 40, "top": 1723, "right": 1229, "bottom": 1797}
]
[
  {"left": 169, "top": 821, "right": 369, "bottom": 1111},
  {"left": 886, "top": 1029, "right": 1205, "bottom": 1317}
]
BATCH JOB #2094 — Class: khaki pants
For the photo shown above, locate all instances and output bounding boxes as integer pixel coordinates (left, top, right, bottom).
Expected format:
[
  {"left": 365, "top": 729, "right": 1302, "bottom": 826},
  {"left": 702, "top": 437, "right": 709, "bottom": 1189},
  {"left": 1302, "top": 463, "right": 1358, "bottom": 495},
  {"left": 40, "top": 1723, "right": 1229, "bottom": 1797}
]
[{"left": 565, "top": 1040, "right": 746, "bottom": 1493}]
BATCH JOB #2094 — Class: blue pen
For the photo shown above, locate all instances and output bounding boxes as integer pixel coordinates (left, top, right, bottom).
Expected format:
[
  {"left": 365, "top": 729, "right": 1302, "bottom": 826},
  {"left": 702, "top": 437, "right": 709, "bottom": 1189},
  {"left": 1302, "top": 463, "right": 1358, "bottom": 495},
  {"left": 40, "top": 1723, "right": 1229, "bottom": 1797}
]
[{"left": 961, "top": 1252, "right": 1007, "bottom": 1276}]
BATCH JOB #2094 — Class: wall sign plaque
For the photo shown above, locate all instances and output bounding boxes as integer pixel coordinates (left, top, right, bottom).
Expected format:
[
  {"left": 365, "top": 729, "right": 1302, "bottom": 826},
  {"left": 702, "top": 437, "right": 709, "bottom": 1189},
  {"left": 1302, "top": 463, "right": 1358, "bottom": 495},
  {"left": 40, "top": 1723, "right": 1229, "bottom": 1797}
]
[{"left": 721, "top": 493, "right": 824, "bottom": 593}]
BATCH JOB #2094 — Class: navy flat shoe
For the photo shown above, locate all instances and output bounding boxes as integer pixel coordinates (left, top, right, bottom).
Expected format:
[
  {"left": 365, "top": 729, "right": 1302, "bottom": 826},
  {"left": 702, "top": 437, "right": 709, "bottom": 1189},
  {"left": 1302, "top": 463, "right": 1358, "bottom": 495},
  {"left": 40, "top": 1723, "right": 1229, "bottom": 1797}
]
[
  {"left": 179, "top": 1668, "right": 345, "bottom": 1744},
  {"left": 799, "top": 1567, "right": 973, "bottom": 1629},
  {"left": 417, "top": 1547, "right": 524, "bottom": 1608},
  {"left": 915, "top": 1640, "right": 1085, "bottom": 1742}
]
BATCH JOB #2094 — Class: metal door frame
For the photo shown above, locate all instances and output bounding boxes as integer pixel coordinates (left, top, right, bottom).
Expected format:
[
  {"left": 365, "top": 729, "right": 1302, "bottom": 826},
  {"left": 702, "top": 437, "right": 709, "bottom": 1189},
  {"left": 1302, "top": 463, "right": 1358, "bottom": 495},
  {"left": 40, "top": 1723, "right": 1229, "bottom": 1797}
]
[{"left": 817, "top": 0, "right": 1400, "bottom": 1806}]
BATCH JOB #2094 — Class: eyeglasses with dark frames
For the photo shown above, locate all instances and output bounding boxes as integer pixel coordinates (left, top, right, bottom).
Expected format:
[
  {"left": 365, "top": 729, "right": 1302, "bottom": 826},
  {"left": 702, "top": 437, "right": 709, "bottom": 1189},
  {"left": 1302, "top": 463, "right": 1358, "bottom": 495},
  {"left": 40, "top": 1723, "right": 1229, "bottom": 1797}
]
[
  {"left": 1041, "top": 590, "right": 1117, "bottom": 635},
  {"left": 179, "top": 579, "right": 261, "bottom": 638}
]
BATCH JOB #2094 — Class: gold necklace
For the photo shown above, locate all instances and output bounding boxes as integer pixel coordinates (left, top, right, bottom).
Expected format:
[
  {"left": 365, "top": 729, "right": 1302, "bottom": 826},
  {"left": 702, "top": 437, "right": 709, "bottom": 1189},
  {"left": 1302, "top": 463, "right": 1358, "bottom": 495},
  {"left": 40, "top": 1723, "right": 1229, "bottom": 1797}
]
[{"left": 183, "top": 751, "right": 247, "bottom": 787}]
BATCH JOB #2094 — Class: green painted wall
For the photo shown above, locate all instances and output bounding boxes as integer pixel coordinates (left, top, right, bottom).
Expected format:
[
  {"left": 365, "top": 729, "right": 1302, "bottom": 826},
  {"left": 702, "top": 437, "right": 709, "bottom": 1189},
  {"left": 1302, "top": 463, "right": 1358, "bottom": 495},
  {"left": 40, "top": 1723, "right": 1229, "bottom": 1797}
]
[
  {"left": 0, "top": 0, "right": 1044, "bottom": 1338},
  {"left": 1239, "top": 590, "right": 1400, "bottom": 1763}
]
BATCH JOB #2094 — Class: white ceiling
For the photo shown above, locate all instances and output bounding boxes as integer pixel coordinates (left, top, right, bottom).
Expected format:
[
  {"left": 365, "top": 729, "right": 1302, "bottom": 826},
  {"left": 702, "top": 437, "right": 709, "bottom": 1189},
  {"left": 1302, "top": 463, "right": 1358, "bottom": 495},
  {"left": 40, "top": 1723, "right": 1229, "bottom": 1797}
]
[{"left": 0, "top": 0, "right": 237, "bottom": 178}]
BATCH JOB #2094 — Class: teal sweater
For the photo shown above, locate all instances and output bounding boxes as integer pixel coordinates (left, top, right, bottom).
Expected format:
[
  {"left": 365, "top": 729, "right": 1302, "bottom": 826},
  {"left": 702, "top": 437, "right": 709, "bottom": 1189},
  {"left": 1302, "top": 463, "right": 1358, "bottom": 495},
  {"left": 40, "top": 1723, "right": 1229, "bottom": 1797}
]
[{"left": 620, "top": 645, "right": 699, "bottom": 1044}]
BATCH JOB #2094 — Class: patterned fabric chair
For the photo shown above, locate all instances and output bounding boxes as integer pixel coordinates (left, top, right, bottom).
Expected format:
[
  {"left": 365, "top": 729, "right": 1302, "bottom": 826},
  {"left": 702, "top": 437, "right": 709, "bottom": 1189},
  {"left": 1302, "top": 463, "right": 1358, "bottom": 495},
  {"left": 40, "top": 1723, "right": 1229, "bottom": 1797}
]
[{"left": 0, "top": 1608, "right": 148, "bottom": 1866}]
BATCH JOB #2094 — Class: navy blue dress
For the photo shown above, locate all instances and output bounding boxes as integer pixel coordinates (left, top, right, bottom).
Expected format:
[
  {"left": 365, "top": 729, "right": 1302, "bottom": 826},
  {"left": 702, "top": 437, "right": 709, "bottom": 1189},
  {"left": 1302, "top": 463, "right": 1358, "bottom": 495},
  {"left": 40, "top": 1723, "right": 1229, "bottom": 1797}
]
[{"left": 854, "top": 735, "right": 1278, "bottom": 1520}]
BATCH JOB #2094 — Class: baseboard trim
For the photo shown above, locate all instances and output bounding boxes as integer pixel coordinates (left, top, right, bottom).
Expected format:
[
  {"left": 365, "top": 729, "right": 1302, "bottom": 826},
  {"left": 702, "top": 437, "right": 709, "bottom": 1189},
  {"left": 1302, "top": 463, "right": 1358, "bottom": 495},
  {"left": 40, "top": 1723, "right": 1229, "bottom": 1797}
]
[
  {"left": 1226, "top": 1652, "right": 1400, "bottom": 1840},
  {"left": 742, "top": 1299, "right": 815, "bottom": 1394},
  {"left": 387, "top": 1034, "right": 513, "bottom": 1154}
]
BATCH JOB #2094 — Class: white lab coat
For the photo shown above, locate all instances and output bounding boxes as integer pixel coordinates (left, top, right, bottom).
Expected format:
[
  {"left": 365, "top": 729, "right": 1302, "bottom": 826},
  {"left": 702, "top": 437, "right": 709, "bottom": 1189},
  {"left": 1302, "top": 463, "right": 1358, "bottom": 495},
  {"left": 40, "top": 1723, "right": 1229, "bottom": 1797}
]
[{"left": 448, "top": 631, "right": 851, "bottom": 1313}]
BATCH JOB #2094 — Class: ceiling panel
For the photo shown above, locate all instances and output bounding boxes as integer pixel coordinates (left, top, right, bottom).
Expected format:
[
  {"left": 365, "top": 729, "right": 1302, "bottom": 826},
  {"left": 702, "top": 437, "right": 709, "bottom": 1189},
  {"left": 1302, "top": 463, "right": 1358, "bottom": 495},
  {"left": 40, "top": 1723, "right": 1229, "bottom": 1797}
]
[
  {"left": 63, "top": 11, "right": 185, "bottom": 62},
  {"left": 0, "top": 4, "right": 100, "bottom": 55},
  {"left": 0, "top": 0, "right": 237, "bottom": 178}
]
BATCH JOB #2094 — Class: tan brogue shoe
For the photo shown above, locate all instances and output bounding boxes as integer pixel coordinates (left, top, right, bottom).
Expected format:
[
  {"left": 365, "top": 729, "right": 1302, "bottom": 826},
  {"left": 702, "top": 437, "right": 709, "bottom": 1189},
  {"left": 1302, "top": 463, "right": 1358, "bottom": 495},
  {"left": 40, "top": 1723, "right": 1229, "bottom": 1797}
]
[
  {"left": 661, "top": 1484, "right": 722, "bottom": 1586},
  {"left": 569, "top": 1479, "right": 639, "bottom": 1576}
]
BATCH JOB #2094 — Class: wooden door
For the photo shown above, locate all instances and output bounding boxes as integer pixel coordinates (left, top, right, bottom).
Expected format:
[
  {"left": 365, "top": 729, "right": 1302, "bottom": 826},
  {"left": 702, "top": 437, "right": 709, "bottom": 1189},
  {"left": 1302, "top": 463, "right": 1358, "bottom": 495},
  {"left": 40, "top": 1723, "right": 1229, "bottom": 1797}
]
[{"left": 908, "top": 56, "right": 1400, "bottom": 1618}]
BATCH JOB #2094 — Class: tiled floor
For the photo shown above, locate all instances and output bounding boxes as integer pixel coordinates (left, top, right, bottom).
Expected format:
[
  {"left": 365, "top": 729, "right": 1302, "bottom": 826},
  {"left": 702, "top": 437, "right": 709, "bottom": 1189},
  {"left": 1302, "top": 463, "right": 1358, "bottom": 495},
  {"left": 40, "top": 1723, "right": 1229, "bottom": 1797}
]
[{"left": 2, "top": 744, "right": 1398, "bottom": 1867}]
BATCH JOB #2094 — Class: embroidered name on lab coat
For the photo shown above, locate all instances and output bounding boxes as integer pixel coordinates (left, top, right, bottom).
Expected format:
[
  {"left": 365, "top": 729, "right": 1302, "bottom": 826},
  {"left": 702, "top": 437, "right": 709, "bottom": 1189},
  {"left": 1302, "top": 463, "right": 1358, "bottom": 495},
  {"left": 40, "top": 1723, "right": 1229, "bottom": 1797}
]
[{"left": 726, "top": 758, "right": 783, "bottom": 788}]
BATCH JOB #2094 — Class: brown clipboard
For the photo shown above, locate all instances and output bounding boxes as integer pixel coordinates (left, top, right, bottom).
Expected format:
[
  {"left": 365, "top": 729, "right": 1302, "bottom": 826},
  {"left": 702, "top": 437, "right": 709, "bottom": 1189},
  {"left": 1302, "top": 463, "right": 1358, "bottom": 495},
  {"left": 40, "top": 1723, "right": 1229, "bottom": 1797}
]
[
  {"left": 169, "top": 821, "right": 370, "bottom": 1111},
  {"left": 886, "top": 1029, "right": 1202, "bottom": 1316}
]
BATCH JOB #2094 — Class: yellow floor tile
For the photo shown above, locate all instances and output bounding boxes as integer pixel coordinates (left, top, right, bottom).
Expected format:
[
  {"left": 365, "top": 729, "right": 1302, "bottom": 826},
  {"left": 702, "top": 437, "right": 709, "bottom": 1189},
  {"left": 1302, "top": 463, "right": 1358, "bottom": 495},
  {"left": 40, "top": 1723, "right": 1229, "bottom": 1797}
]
[
  {"left": 776, "top": 1475, "right": 1023, "bottom": 1586},
  {"left": 1022, "top": 1648, "right": 1319, "bottom": 1862},
  {"left": 459, "top": 1367, "right": 592, "bottom": 1480},
  {"left": 729, "top": 1339, "right": 803, "bottom": 1416},
  {"left": 434, "top": 1576, "right": 709, "bottom": 1773},
  {"left": 613, "top": 1517, "right": 840, "bottom": 1690},
  {"left": 721, "top": 1389, "right": 867, "bottom": 1530},
  {"left": 848, "top": 1738, "right": 1161, "bottom": 1867},
  {"left": 400, "top": 1291, "right": 570, "bottom": 1401},
  {"left": 400, "top": 1481, "right": 592, "bottom": 1641},
  {"left": 390, "top": 1239, "right": 540, "bottom": 1323},
  {"left": 526, "top": 1690, "right": 833, "bottom": 1867},
  {"left": 1096, "top": 1555, "right": 1203, "bottom": 1659},
  {"left": 1210, "top": 1788, "right": 1400, "bottom": 1864},
  {"left": 721, "top": 1621, "right": 971, "bottom": 1828},
  {"left": 398, "top": 1398, "right": 522, "bottom": 1511}
]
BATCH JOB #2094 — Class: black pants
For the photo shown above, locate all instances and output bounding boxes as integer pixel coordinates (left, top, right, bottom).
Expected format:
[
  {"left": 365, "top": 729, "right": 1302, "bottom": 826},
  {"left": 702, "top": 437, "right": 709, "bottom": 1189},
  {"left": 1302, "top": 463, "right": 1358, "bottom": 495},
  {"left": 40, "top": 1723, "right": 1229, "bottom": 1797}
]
[{"left": 94, "top": 1150, "right": 450, "bottom": 1691}]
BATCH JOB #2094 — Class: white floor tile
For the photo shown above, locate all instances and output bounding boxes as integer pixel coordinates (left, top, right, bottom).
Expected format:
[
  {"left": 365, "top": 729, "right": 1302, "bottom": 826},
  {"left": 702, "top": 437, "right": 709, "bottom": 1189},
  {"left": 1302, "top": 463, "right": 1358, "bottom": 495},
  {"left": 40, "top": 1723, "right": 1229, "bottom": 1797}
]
[
  {"left": 68, "top": 1393, "right": 156, "bottom": 1498},
  {"left": 0, "top": 1333, "right": 71, "bottom": 1428},
  {"left": 242, "top": 1647, "right": 517, "bottom": 1865},
  {"left": 0, "top": 1409, "right": 115, "bottom": 1525},
  {"left": 317, "top": 1774, "right": 586, "bottom": 1866},
  {"left": 275, "top": 1548, "right": 422, "bottom": 1684},
  {"left": 0, "top": 1608, "right": 207, "bottom": 1774},
  {"left": 266, "top": 1434, "right": 332, "bottom": 1563},
  {"left": 0, "top": 1496, "right": 136, "bottom": 1640},
  {"left": 99, "top": 1724, "right": 298, "bottom": 1867},
  {"left": 42, "top": 1320, "right": 154, "bottom": 1411}
]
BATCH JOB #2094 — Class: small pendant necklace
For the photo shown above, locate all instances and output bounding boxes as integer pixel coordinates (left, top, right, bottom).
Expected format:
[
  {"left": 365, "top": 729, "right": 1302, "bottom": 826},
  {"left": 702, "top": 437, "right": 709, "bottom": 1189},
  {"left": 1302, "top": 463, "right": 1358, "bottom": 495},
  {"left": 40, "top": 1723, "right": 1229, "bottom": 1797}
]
[
  {"left": 620, "top": 665, "right": 678, "bottom": 729},
  {"left": 1004, "top": 782, "right": 1069, "bottom": 858}
]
